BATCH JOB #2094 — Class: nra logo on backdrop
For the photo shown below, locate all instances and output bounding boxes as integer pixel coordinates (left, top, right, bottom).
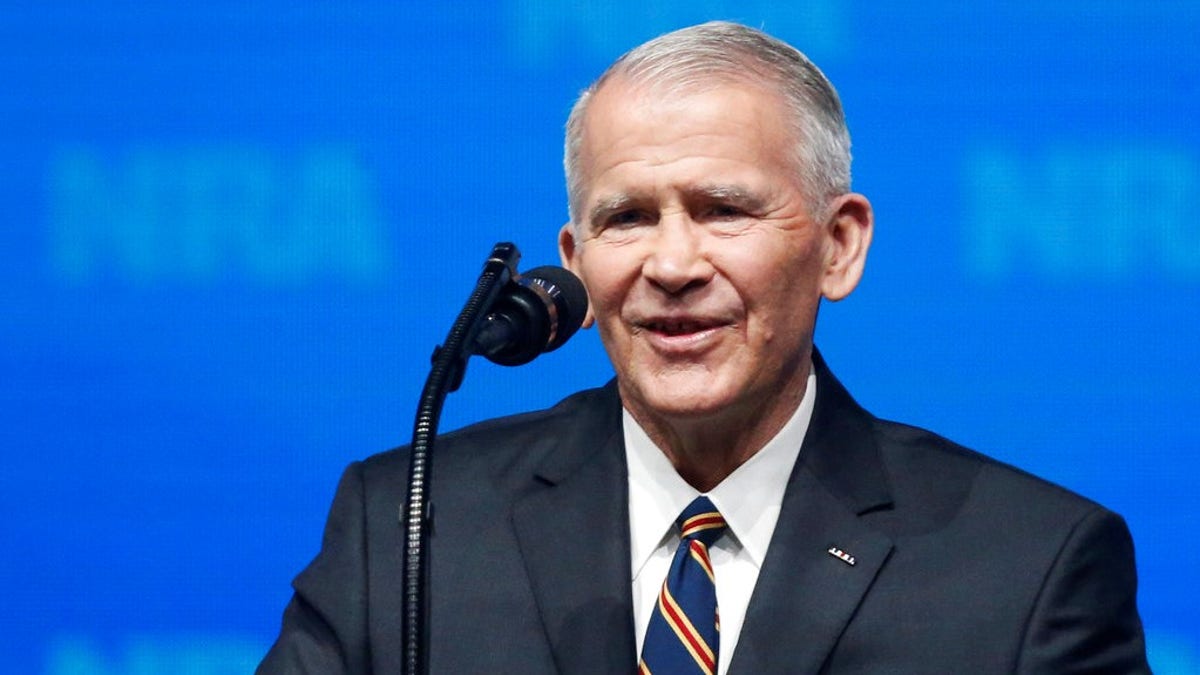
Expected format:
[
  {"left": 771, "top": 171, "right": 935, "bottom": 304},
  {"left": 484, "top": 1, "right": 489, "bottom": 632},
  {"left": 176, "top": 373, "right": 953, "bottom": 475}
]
[{"left": 45, "top": 144, "right": 393, "bottom": 287}]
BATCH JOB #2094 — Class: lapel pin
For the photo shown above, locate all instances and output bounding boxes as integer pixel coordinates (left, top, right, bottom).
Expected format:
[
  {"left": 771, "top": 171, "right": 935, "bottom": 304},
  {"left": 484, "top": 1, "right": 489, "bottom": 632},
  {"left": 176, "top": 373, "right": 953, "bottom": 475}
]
[{"left": 827, "top": 546, "right": 856, "bottom": 566}]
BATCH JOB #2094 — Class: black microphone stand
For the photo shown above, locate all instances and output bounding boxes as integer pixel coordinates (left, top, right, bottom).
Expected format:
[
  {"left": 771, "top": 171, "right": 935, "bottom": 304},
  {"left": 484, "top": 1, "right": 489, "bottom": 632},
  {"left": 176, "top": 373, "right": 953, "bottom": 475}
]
[{"left": 401, "top": 242, "right": 521, "bottom": 675}]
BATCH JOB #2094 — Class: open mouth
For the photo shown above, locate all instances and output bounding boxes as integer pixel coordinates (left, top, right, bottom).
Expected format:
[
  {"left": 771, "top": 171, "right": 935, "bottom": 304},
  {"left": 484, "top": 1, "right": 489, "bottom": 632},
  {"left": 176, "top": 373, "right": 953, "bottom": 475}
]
[{"left": 641, "top": 318, "right": 724, "bottom": 336}]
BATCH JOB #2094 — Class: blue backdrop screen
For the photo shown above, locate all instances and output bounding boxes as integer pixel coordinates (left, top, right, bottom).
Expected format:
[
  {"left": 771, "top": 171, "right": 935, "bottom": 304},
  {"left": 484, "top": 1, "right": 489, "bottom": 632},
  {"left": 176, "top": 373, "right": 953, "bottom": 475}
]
[{"left": 2, "top": 3, "right": 1197, "bottom": 672}]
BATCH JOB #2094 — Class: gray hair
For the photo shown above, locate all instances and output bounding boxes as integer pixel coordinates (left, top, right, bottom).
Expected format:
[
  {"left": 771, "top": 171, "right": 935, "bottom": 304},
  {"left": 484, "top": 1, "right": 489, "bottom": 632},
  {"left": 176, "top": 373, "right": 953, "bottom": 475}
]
[{"left": 563, "top": 21, "right": 852, "bottom": 226}]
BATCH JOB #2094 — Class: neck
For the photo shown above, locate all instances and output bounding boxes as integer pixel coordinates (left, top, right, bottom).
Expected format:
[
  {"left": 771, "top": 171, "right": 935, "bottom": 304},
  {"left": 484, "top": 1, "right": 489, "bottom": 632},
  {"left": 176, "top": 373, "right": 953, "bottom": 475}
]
[{"left": 627, "top": 363, "right": 812, "bottom": 492}]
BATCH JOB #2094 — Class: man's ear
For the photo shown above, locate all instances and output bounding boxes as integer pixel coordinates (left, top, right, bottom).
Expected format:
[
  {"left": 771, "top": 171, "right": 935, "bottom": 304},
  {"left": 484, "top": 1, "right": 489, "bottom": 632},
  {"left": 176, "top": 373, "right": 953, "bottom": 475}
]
[
  {"left": 558, "top": 223, "right": 595, "bottom": 328},
  {"left": 820, "top": 193, "right": 874, "bottom": 301}
]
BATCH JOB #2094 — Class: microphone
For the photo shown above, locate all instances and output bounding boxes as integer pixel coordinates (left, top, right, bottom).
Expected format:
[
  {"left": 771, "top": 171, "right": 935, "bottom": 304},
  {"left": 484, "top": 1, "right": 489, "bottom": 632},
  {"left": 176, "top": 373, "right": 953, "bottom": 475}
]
[{"left": 472, "top": 265, "right": 588, "bottom": 366}]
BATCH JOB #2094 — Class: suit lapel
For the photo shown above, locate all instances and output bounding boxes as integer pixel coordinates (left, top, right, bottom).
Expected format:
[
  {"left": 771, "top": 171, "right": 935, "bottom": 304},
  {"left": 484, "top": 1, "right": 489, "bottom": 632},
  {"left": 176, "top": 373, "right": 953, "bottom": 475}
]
[
  {"left": 508, "top": 353, "right": 894, "bottom": 674},
  {"left": 729, "top": 469, "right": 893, "bottom": 674},
  {"left": 511, "top": 384, "right": 637, "bottom": 674},
  {"left": 729, "top": 351, "right": 896, "bottom": 675}
]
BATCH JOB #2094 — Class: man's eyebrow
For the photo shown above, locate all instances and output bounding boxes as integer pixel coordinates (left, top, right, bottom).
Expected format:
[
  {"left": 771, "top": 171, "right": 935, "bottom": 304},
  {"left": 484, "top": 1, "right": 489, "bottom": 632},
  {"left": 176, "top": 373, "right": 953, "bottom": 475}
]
[
  {"left": 686, "top": 184, "right": 767, "bottom": 210},
  {"left": 587, "top": 192, "right": 644, "bottom": 224},
  {"left": 585, "top": 184, "right": 768, "bottom": 225}
]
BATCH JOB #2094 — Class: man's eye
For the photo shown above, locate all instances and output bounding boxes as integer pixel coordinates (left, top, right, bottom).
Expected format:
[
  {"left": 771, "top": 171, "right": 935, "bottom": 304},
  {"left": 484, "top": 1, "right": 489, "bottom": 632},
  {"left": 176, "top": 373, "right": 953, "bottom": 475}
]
[
  {"left": 706, "top": 204, "right": 745, "bottom": 219},
  {"left": 608, "top": 210, "right": 647, "bottom": 227}
]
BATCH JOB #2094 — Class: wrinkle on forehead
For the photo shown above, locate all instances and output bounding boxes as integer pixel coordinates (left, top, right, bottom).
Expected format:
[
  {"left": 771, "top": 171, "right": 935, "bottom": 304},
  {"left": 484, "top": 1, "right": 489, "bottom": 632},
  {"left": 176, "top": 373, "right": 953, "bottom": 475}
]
[{"left": 581, "top": 77, "right": 784, "bottom": 160}]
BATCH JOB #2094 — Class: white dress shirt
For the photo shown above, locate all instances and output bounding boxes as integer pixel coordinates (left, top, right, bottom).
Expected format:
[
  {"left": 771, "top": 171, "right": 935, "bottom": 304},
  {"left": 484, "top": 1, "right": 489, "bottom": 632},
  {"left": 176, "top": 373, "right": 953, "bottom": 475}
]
[{"left": 626, "top": 371, "right": 816, "bottom": 675}]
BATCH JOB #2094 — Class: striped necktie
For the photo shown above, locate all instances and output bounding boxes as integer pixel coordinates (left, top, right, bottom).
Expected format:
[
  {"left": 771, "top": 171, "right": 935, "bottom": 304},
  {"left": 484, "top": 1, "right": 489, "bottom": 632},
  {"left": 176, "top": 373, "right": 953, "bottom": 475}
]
[{"left": 639, "top": 496, "right": 728, "bottom": 675}]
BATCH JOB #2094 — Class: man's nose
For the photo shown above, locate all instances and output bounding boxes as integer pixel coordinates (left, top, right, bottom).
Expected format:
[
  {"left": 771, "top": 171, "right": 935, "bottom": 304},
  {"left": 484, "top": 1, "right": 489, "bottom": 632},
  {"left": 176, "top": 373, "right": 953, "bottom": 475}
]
[{"left": 642, "top": 216, "right": 714, "bottom": 294}]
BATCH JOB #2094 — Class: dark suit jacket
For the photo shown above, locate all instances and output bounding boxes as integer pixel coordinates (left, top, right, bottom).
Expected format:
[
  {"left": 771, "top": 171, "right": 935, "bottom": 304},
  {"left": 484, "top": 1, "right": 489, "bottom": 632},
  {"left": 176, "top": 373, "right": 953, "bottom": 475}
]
[{"left": 260, "top": 352, "right": 1149, "bottom": 673}]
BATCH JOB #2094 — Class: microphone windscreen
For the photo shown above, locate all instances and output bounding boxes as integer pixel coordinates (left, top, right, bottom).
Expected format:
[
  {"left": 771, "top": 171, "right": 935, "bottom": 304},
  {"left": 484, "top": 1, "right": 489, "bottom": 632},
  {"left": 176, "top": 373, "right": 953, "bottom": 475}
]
[{"left": 520, "top": 266, "right": 588, "bottom": 351}]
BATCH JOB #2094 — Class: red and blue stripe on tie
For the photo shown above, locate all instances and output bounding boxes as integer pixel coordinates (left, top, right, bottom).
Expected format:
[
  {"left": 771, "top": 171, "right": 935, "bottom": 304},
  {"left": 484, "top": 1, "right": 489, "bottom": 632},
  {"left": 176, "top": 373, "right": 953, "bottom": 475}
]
[{"left": 638, "top": 496, "right": 728, "bottom": 675}]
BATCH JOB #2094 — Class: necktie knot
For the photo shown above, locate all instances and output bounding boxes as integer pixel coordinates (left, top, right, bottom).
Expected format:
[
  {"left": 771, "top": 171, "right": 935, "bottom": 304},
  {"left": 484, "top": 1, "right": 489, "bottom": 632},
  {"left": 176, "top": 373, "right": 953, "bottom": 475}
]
[{"left": 677, "top": 496, "right": 727, "bottom": 547}]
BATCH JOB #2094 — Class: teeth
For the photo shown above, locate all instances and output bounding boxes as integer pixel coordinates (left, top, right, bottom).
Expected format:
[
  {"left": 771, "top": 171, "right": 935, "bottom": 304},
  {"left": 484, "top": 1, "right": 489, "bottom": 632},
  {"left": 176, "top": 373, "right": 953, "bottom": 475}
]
[{"left": 650, "top": 320, "right": 703, "bottom": 335}]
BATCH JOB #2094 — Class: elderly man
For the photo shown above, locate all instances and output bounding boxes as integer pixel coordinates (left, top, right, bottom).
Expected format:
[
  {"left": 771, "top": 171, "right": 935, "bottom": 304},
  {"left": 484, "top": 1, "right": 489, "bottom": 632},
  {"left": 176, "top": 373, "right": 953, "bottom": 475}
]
[{"left": 261, "top": 21, "right": 1148, "bottom": 674}]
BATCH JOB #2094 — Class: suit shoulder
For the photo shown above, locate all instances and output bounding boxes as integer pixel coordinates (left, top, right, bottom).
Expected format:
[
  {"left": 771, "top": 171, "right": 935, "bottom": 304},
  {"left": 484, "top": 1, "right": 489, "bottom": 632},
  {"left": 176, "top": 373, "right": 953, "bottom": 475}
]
[
  {"left": 870, "top": 417, "right": 1111, "bottom": 531},
  {"left": 357, "top": 383, "right": 619, "bottom": 479}
]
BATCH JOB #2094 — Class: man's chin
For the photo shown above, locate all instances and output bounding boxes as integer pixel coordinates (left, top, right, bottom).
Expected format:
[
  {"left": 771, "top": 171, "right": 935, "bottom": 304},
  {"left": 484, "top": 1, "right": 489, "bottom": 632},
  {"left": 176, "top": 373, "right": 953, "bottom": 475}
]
[{"left": 618, "top": 374, "right": 738, "bottom": 422}]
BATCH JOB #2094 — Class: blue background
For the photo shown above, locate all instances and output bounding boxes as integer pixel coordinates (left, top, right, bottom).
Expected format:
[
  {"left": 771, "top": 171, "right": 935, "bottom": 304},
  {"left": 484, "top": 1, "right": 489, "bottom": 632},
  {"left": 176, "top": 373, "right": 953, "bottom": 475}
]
[{"left": 2, "top": 2, "right": 1196, "bottom": 672}]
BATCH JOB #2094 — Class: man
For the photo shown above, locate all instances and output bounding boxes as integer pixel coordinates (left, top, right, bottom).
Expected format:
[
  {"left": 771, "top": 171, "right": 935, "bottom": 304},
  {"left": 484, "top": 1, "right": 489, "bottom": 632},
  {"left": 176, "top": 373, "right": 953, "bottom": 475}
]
[{"left": 261, "top": 21, "right": 1148, "bottom": 673}]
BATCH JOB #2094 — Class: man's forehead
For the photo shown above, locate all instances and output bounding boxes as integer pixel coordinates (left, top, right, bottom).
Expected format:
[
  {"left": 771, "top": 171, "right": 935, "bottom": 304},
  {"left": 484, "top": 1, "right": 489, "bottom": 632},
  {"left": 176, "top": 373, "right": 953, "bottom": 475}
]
[
  {"left": 578, "top": 76, "right": 789, "bottom": 162},
  {"left": 590, "top": 71, "right": 775, "bottom": 114}
]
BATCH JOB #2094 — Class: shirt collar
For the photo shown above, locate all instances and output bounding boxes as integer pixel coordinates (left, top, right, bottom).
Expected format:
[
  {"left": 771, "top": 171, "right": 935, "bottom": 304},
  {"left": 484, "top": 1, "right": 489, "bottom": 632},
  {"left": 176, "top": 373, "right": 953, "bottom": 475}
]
[{"left": 626, "top": 370, "right": 817, "bottom": 578}]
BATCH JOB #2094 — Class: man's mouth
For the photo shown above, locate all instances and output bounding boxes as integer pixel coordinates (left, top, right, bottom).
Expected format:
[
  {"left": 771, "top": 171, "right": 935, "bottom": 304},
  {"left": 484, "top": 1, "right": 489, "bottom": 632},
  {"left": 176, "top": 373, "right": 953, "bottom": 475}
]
[
  {"left": 645, "top": 319, "right": 713, "bottom": 335},
  {"left": 632, "top": 316, "right": 729, "bottom": 355}
]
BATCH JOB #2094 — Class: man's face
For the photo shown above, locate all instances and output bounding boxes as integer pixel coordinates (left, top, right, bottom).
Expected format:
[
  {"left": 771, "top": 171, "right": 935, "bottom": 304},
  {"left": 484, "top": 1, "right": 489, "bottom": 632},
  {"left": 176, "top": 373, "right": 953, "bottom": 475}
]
[{"left": 560, "top": 78, "right": 868, "bottom": 431}]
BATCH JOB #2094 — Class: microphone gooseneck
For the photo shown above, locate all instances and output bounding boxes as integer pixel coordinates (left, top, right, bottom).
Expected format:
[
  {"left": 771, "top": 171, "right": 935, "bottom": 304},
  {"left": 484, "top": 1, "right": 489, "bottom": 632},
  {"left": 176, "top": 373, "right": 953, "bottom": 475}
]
[{"left": 401, "top": 245, "right": 586, "bottom": 675}]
